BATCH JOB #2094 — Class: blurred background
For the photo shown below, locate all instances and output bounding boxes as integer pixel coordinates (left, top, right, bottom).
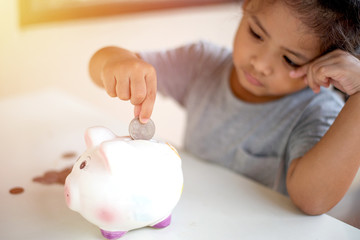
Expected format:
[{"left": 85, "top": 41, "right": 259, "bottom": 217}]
[{"left": 0, "top": 0, "right": 241, "bottom": 147}]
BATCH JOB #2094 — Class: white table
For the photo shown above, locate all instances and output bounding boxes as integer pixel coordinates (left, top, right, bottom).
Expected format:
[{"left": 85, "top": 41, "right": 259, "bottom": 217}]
[{"left": 1, "top": 89, "right": 359, "bottom": 240}]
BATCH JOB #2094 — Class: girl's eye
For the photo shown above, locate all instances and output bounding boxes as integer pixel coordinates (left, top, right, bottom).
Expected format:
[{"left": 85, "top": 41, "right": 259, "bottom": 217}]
[
  {"left": 249, "top": 27, "right": 263, "bottom": 41},
  {"left": 80, "top": 160, "right": 87, "bottom": 170},
  {"left": 284, "top": 56, "right": 300, "bottom": 68}
]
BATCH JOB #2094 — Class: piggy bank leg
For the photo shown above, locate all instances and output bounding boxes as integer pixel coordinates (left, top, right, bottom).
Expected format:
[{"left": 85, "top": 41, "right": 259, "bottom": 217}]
[
  {"left": 150, "top": 215, "right": 171, "bottom": 229},
  {"left": 100, "top": 229, "right": 127, "bottom": 239}
]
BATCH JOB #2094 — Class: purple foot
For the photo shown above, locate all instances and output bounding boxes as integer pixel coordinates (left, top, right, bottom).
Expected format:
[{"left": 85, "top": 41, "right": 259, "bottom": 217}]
[
  {"left": 100, "top": 229, "right": 127, "bottom": 240},
  {"left": 151, "top": 215, "right": 172, "bottom": 229}
]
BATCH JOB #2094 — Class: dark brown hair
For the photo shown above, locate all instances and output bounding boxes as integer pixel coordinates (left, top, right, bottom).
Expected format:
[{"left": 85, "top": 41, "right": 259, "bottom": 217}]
[{"left": 283, "top": 0, "right": 360, "bottom": 56}]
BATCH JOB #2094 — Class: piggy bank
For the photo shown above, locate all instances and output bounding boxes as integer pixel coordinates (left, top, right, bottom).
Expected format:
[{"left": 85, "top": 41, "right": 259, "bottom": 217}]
[{"left": 64, "top": 126, "right": 183, "bottom": 239}]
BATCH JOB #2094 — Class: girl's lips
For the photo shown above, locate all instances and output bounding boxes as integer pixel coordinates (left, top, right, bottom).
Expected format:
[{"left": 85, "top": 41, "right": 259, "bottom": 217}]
[{"left": 244, "top": 71, "right": 263, "bottom": 86}]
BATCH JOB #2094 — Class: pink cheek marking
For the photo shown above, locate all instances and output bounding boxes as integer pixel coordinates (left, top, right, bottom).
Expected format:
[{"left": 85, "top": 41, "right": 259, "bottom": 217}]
[{"left": 97, "top": 208, "right": 115, "bottom": 223}]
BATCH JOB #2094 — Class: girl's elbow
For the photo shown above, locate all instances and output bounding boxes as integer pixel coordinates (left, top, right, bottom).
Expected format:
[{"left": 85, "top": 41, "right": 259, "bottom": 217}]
[
  {"left": 287, "top": 186, "right": 332, "bottom": 215},
  {"left": 293, "top": 199, "right": 329, "bottom": 216},
  {"left": 286, "top": 160, "right": 332, "bottom": 215},
  {"left": 287, "top": 182, "right": 331, "bottom": 215}
]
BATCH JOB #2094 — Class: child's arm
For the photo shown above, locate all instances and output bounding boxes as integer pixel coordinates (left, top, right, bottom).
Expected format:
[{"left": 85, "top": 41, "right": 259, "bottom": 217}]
[
  {"left": 287, "top": 93, "right": 360, "bottom": 215},
  {"left": 89, "top": 47, "right": 157, "bottom": 123},
  {"left": 287, "top": 50, "right": 360, "bottom": 215}
]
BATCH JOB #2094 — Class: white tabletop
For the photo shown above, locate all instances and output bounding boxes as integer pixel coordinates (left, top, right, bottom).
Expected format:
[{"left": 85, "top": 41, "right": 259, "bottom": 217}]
[{"left": 1, "top": 89, "right": 359, "bottom": 240}]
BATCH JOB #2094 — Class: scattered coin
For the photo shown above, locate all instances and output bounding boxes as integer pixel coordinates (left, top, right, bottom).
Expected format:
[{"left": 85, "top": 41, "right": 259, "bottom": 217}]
[
  {"left": 33, "top": 167, "right": 72, "bottom": 185},
  {"left": 9, "top": 187, "right": 24, "bottom": 195},
  {"left": 129, "top": 117, "right": 155, "bottom": 140},
  {"left": 62, "top": 151, "right": 77, "bottom": 159}
]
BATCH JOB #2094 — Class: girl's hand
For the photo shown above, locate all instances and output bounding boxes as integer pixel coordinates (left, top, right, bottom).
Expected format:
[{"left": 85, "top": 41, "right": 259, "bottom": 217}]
[
  {"left": 100, "top": 52, "right": 157, "bottom": 124},
  {"left": 289, "top": 49, "right": 360, "bottom": 96}
]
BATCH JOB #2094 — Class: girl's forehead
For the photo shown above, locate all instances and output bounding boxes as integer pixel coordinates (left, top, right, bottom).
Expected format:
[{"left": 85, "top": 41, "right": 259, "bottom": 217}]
[
  {"left": 245, "top": 0, "right": 321, "bottom": 58},
  {"left": 245, "top": 0, "right": 278, "bottom": 11},
  {"left": 245, "top": 0, "right": 311, "bottom": 35}
]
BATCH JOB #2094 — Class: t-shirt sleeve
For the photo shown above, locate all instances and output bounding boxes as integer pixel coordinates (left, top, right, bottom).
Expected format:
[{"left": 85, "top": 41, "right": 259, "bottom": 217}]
[
  {"left": 285, "top": 91, "right": 344, "bottom": 168},
  {"left": 139, "top": 41, "right": 230, "bottom": 106}
]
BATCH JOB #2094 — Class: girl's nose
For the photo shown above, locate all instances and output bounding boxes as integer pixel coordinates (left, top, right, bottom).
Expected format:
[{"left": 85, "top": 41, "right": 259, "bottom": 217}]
[{"left": 250, "top": 55, "right": 273, "bottom": 76}]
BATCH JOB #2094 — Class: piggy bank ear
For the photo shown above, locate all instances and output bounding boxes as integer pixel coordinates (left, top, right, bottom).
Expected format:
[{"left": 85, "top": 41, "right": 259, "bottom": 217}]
[
  {"left": 85, "top": 126, "right": 116, "bottom": 148},
  {"left": 99, "top": 140, "right": 137, "bottom": 174}
]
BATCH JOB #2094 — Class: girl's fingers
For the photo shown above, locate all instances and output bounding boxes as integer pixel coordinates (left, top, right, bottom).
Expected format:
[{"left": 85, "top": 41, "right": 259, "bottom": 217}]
[
  {"left": 130, "top": 71, "right": 147, "bottom": 105},
  {"left": 313, "top": 64, "right": 334, "bottom": 88},
  {"left": 305, "top": 63, "right": 320, "bottom": 93},
  {"left": 101, "top": 59, "right": 157, "bottom": 123},
  {"left": 134, "top": 104, "right": 141, "bottom": 118},
  {"left": 289, "top": 63, "right": 323, "bottom": 93},
  {"left": 139, "top": 99, "right": 154, "bottom": 124},
  {"left": 306, "top": 55, "right": 341, "bottom": 93},
  {"left": 116, "top": 74, "right": 130, "bottom": 100},
  {"left": 289, "top": 64, "right": 308, "bottom": 78},
  {"left": 330, "top": 79, "right": 346, "bottom": 93},
  {"left": 295, "top": 50, "right": 360, "bottom": 95},
  {"left": 138, "top": 70, "right": 157, "bottom": 124},
  {"left": 101, "top": 71, "right": 117, "bottom": 97}
]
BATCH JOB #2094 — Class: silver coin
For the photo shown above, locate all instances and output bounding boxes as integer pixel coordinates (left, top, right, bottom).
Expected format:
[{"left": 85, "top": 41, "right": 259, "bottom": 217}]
[{"left": 129, "top": 117, "right": 155, "bottom": 140}]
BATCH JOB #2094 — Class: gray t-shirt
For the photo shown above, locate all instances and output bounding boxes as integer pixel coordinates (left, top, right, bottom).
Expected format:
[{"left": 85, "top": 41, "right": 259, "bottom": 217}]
[{"left": 140, "top": 41, "right": 344, "bottom": 194}]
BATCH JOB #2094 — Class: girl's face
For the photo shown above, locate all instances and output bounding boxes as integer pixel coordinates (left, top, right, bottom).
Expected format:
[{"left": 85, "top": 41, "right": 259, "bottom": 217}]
[{"left": 232, "top": 0, "right": 321, "bottom": 102}]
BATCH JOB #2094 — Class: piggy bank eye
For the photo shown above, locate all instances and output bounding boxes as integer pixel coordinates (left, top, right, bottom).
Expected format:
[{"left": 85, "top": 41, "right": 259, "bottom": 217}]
[{"left": 80, "top": 160, "right": 87, "bottom": 170}]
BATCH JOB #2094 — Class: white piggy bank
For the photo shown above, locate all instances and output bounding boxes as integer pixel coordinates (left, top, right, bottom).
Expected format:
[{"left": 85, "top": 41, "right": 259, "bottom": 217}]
[{"left": 64, "top": 126, "right": 183, "bottom": 239}]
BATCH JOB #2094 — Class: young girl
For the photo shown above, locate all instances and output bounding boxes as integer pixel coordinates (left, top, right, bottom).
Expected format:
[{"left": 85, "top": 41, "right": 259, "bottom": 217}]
[{"left": 88, "top": 0, "right": 360, "bottom": 215}]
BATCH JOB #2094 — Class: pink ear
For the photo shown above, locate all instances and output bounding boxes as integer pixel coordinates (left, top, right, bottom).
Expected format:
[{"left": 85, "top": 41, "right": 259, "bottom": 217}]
[
  {"left": 84, "top": 127, "right": 116, "bottom": 148},
  {"left": 98, "top": 140, "right": 136, "bottom": 175},
  {"left": 98, "top": 141, "right": 123, "bottom": 174},
  {"left": 99, "top": 145, "right": 112, "bottom": 173}
]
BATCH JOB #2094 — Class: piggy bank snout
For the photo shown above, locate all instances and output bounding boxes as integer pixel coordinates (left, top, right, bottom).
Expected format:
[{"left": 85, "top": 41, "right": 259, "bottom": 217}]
[
  {"left": 64, "top": 176, "right": 80, "bottom": 211},
  {"left": 64, "top": 184, "right": 71, "bottom": 208}
]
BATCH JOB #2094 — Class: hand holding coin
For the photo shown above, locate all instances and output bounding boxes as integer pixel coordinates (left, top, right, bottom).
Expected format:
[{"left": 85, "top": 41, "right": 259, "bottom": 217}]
[{"left": 129, "top": 117, "right": 156, "bottom": 140}]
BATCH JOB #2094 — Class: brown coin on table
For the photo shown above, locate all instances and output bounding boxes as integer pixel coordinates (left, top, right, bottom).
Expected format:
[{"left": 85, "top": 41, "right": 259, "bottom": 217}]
[
  {"left": 33, "top": 167, "right": 72, "bottom": 185},
  {"left": 129, "top": 117, "right": 155, "bottom": 140},
  {"left": 9, "top": 187, "right": 24, "bottom": 195},
  {"left": 62, "top": 151, "right": 77, "bottom": 159}
]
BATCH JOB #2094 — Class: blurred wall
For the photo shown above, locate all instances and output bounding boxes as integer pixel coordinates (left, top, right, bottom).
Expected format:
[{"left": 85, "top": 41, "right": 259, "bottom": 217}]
[{"left": 0, "top": 1, "right": 241, "bottom": 147}]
